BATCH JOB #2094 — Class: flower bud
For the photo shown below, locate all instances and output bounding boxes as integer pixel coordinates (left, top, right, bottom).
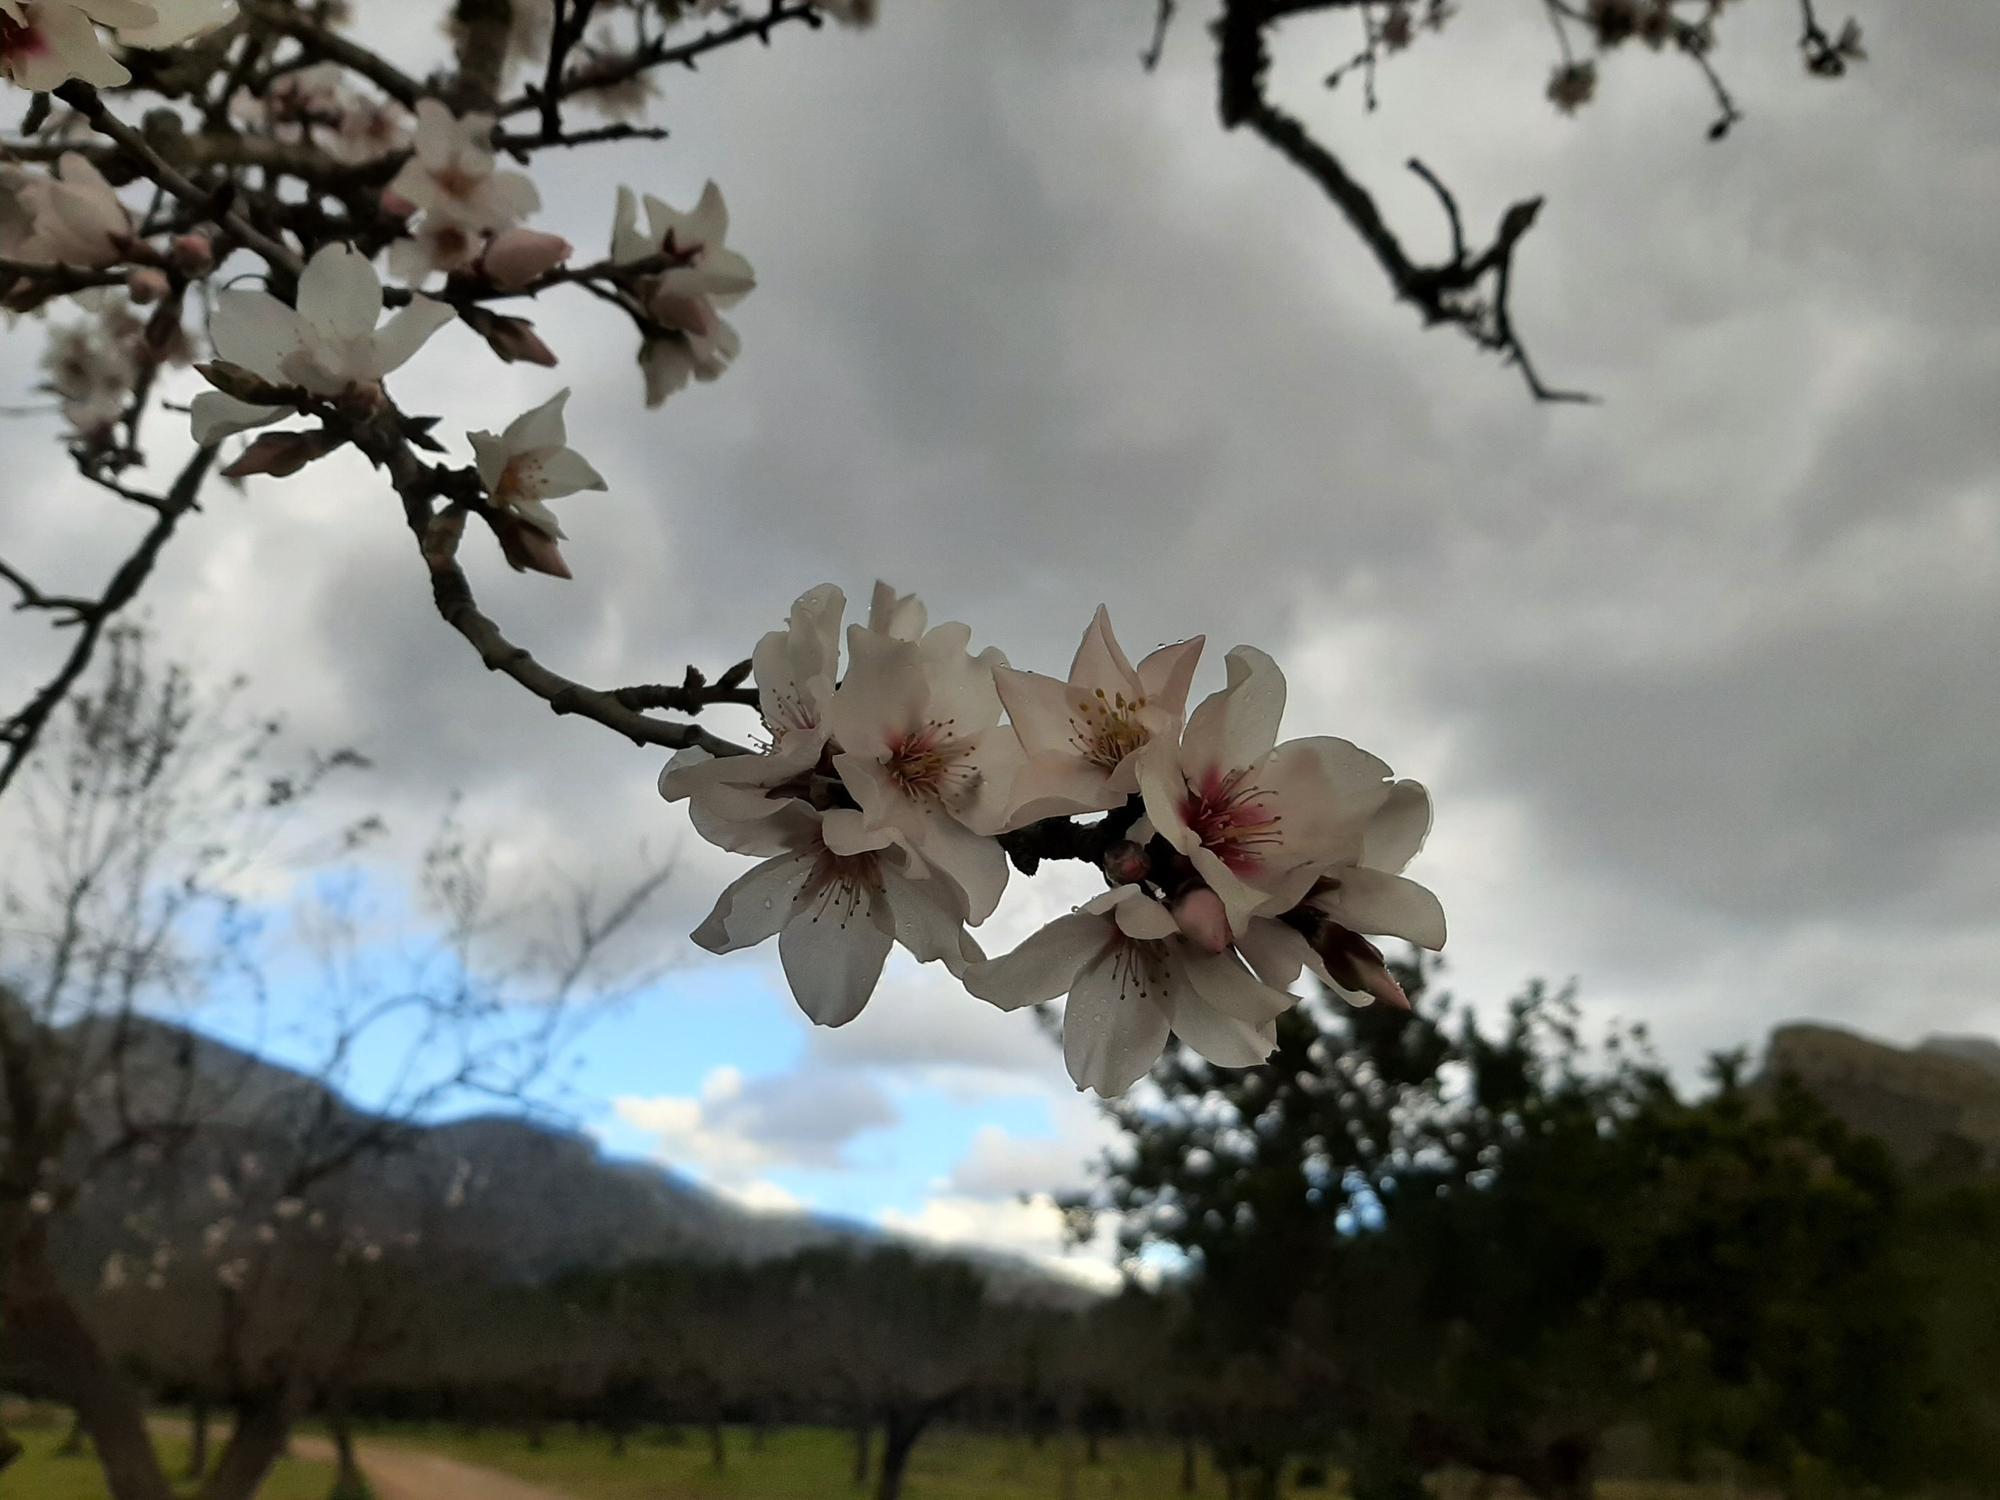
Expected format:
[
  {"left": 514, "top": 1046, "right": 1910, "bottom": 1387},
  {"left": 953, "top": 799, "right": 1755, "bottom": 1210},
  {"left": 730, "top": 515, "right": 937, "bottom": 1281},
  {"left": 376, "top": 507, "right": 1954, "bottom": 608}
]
[
  {"left": 1304, "top": 920, "right": 1410, "bottom": 1011},
  {"left": 379, "top": 187, "right": 418, "bottom": 219},
  {"left": 220, "top": 428, "right": 347, "bottom": 479},
  {"left": 1102, "top": 840, "right": 1151, "bottom": 887},
  {"left": 126, "top": 267, "right": 170, "bottom": 304},
  {"left": 492, "top": 511, "right": 572, "bottom": 579},
  {"left": 480, "top": 228, "right": 572, "bottom": 291},
  {"left": 1170, "top": 885, "right": 1232, "bottom": 955},
  {"left": 462, "top": 308, "right": 559, "bottom": 367},
  {"left": 169, "top": 232, "right": 214, "bottom": 276}
]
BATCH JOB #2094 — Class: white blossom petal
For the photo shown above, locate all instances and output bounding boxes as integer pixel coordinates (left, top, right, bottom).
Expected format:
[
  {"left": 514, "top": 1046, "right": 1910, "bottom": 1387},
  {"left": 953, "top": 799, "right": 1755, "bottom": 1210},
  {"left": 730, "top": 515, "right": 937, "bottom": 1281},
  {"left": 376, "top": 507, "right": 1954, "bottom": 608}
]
[
  {"left": 1063, "top": 947, "right": 1172, "bottom": 1097},
  {"left": 779, "top": 889, "right": 892, "bottom": 1027},
  {"left": 964, "top": 912, "right": 1110, "bottom": 1013}
]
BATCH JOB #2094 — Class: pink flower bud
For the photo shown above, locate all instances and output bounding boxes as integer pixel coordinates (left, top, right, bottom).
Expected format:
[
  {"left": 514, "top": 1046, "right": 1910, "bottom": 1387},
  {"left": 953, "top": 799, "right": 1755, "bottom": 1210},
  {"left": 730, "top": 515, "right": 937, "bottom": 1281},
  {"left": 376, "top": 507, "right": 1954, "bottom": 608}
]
[
  {"left": 126, "top": 267, "right": 170, "bottom": 304},
  {"left": 169, "top": 232, "right": 214, "bottom": 276},
  {"left": 469, "top": 311, "right": 559, "bottom": 367},
  {"left": 220, "top": 428, "right": 346, "bottom": 479},
  {"left": 1102, "top": 841, "right": 1151, "bottom": 887},
  {"left": 379, "top": 187, "right": 418, "bottom": 219},
  {"left": 493, "top": 512, "right": 572, "bottom": 580},
  {"left": 1170, "top": 885, "right": 1232, "bottom": 955},
  {"left": 480, "top": 228, "right": 573, "bottom": 291}
]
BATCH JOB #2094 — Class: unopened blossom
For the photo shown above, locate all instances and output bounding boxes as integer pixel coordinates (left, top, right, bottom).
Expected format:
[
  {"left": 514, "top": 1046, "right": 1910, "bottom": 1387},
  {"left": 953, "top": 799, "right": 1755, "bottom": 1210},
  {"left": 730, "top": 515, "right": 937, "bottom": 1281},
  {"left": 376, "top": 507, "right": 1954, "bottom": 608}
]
[
  {"left": 1546, "top": 59, "right": 1597, "bottom": 114},
  {"left": 660, "top": 583, "right": 847, "bottom": 850},
  {"left": 389, "top": 100, "right": 539, "bottom": 233},
  {"left": 0, "top": 152, "right": 129, "bottom": 267},
  {"left": 1134, "top": 646, "right": 1397, "bottom": 939},
  {"left": 996, "top": 606, "right": 1202, "bottom": 826},
  {"left": 966, "top": 885, "right": 1293, "bottom": 1097},
  {"left": 612, "top": 182, "right": 754, "bottom": 406},
  {"left": 191, "top": 243, "right": 454, "bottom": 442},
  {"left": 689, "top": 797, "right": 981, "bottom": 1027},
  {"left": 468, "top": 387, "right": 605, "bottom": 573},
  {"left": 479, "top": 227, "right": 572, "bottom": 290},
  {"left": 824, "top": 617, "right": 1020, "bottom": 923}
]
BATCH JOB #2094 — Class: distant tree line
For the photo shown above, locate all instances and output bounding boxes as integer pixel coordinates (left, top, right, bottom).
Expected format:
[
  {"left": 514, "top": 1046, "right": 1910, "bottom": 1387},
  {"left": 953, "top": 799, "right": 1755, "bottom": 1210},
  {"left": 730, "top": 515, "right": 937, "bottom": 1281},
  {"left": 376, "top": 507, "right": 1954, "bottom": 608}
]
[{"left": 13, "top": 973, "right": 1993, "bottom": 1500}]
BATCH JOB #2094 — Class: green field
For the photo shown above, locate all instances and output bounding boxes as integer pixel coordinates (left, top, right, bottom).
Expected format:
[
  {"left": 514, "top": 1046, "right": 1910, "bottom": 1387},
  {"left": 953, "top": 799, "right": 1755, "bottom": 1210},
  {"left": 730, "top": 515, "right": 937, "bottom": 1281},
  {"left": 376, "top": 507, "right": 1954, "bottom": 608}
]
[
  {"left": 0, "top": 1415, "right": 324, "bottom": 1499},
  {"left": 364, "top": 1423, "right": 1767, "bottom": 1500},
  {"left": 0, "top": 1413, "right": 1782, "bottom": 1500}
]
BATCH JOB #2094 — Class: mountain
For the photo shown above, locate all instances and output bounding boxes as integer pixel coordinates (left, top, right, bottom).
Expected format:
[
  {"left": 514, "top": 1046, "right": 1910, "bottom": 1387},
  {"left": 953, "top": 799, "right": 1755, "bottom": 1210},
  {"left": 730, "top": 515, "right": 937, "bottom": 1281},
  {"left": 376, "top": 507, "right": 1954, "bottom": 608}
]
[
  {"left": 1921, "top": 1034, "right": 2000, "bottom": 1083},
  {"left": 51, "top": 1015, "right": 1097, "bottom": 1307},
  {"left": 1760, "top": 1022, "right": 2000, "bottom": 1178}
]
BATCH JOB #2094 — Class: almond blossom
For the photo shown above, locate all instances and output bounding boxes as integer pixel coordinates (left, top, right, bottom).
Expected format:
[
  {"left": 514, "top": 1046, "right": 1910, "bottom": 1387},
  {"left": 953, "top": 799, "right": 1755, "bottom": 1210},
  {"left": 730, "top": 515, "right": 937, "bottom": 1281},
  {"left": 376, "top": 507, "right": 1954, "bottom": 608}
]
[
  {"left": 1, "top": 0, "right": 226, "bottom": 87},
  {"left": 118, "top": 0, "right": 232, "bottom": 48},
  {"left": 611, "top": 182, "right": 754, "bottom": 406},
  {"left": 689, "top": 798, "right": 981, "bottom": 1028},
  {"left": 1234, "top": 778, "right": 1446, "bottom": 1010},
  {"left": 0, "top": 151, "right": 128, "bottom": 266},
  {"left": 2, "top": 0, "right": 149, "bottom": 89},
  {"left": 965, "top": 885, "right": 1294, "bottom": 1097},
  {"left": 468, "top": 388, "right": 606, "bottom": 578},
  {"left": 388, "top": 101, "right": 539, "bottom": 234},
  {"left": 995, "top": 606, "right": 1203, "bottom": 827},
  {"left": 824, "top": 616, "right": 1020, "bottom": 923},
  {"left": 1134, "top": 646, "right": 1397, "bottom": 939},
  {"left": 659, "top": 582, "right": 848, "bottom": 850},
  {"left": 190, "top": 243, "right": 454, "bottom": 442}
]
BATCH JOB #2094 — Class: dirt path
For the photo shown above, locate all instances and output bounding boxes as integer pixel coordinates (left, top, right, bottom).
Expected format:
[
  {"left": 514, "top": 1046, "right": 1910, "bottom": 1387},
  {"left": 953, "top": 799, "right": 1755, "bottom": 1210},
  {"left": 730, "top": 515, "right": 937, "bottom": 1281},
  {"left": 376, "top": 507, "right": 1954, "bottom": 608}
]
[{"left": 288, "top": 1434, "right": 582, "bottom": 1500}]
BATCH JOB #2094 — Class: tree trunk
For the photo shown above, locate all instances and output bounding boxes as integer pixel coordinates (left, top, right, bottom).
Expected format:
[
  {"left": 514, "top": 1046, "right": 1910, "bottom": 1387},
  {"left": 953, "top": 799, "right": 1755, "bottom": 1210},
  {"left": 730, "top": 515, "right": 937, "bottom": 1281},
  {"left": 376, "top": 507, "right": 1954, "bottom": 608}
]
[
  {"left": 1179, "top": 1431, "right": 1198, "bottom": 1493},
  {"left": 707, "top": 1418, "right": 726, "bottom": 1470},
  {"left": 851, "top": 1418, "right": 872, "bottom": 1486},
  {"left": 195, "top": 1386, "right": 303, "bottom": 1500},
  {"left": 1529, "top": 1437, "right": 1597, "bottom": 1500},
  {"left": 329, "top": 1401, "right": 369, "bottom": 1500},
  {"left": 751, "top": 1419, "right": 767, "bottom": 1452},
  {"left": 1084, "top": 1428, "right": 1101, "bottom": 1465},
  {"left": 2, "top": 1236, "right": 174, "bottom": 1500},
  {"left": 0, "top": 1421, "right": 20, "bottom": 1474},
  {"left": 186, "top": 1395, "right": 211, "bottom": 1480},
  {"left": 1244, "top": 1460, "right": 1282, "bottom": 1500},
  {"left": 56, "top": 1414, "right": 89, "bottom": 1457},
  {"left": 873, "top": 1405, "right": 935, "bottom": 1500}
]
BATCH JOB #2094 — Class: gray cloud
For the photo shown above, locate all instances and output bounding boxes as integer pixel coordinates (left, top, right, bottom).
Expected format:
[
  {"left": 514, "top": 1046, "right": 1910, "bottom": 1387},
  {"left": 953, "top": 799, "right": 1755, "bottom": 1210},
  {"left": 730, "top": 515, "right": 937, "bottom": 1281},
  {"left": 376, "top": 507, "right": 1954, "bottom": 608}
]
[{"left": 4, "top": 0, "right": 1995, "bottom": 1110}]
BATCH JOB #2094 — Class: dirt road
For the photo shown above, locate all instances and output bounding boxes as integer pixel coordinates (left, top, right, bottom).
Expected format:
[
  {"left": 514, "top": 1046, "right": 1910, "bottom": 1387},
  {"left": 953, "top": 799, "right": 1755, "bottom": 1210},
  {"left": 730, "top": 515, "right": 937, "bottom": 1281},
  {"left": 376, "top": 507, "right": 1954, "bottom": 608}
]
[{"left": 289, "top": 1434, "right": 580, "bottom": 1500}]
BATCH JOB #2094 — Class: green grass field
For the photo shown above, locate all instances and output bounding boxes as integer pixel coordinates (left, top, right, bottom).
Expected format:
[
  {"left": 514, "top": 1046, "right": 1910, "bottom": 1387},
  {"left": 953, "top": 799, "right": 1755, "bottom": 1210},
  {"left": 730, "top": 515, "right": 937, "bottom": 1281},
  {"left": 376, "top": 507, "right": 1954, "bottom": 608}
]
[
  {"left": 0, "top": 1415, "right": 325, "bottom": 1499},
  {"left": 0, "top": 1411, "right": 1781, "bottom": 1500},
  {"left": 365, "top": 1423, "right": 1772, "bottom": 1500}
]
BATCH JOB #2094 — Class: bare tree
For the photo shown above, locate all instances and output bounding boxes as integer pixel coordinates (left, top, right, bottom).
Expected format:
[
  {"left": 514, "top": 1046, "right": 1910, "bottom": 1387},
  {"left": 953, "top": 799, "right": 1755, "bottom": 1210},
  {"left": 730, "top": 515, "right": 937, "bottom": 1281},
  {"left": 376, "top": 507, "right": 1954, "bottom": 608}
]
[{"left": 0, "top": 629, "right": 673, "bottom": 1500}]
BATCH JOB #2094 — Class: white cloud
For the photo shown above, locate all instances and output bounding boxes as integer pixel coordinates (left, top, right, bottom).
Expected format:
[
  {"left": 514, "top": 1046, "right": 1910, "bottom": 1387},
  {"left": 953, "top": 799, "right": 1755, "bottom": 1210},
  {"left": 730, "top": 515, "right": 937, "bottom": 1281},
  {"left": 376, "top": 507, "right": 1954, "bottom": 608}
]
[
  {"left": 614, "top": 1063, "right": 897, "bottom": 1186},
  {"left": 880, "top": 1192, "right": 1119, "bottom": 1294},
  {"left": 941, "top": 1103, "right": 1120, "bottom": 1201}
]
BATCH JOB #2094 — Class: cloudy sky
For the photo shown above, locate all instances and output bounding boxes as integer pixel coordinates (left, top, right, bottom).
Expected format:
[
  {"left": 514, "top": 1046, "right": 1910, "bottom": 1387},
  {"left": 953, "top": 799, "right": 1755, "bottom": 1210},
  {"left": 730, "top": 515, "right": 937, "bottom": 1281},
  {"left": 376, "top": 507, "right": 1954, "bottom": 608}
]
[{"left": 4, "top": 0, "right": 1994, "bottom": 1283}]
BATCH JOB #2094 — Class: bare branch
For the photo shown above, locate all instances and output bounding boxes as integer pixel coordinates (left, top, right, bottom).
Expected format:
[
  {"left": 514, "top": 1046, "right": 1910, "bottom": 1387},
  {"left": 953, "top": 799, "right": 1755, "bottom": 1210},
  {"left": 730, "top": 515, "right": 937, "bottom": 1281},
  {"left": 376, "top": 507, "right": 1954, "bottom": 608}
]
[
  {"left": 1214, "top": 0, "right": 1592, "bottom": 403},
  {"left": 0, "top": 445, "right": 217, "bottom": 800}
]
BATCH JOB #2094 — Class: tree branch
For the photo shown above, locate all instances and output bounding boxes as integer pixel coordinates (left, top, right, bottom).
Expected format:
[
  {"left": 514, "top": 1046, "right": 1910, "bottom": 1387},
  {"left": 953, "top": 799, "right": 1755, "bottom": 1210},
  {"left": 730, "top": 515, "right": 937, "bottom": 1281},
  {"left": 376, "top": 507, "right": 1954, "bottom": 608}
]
[
  {"left": 1214, "top": 0, "right": 1592, "bottom": 403},
  {"left": 0, "top": 444, "right": 216, "bottom": 799}
]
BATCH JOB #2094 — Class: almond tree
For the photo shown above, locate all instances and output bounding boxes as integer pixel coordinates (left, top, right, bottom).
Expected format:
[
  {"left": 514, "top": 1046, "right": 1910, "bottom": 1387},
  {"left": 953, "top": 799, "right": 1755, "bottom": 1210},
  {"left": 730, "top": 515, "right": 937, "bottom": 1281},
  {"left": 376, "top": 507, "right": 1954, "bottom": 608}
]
[{"left": 0, "top": 631, "right": 671, "bottom": 1500}]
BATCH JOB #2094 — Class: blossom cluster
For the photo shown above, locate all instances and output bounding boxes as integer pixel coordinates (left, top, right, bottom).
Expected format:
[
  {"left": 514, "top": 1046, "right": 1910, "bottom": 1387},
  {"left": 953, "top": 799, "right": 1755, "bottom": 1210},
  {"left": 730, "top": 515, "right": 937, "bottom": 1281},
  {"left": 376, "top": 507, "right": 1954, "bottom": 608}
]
[{"left": 661, "top": 584, "right": 1445, "bottom": 1097}]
